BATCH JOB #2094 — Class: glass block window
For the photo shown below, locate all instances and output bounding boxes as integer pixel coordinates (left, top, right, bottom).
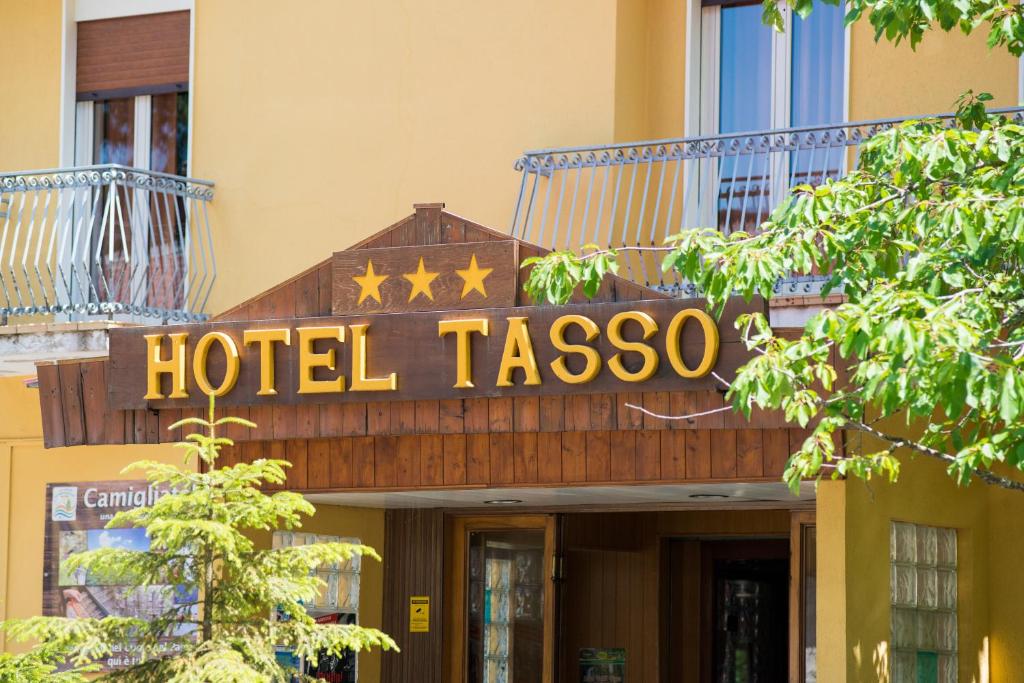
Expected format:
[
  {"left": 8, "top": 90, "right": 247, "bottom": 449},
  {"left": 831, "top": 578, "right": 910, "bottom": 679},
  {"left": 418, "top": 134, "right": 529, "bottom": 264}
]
[
  {"left": 890, "top": 522, "right": 958, "bottom": 683},
  {"left": 273, "top": 532, "right": 361, "bottom": 615}
]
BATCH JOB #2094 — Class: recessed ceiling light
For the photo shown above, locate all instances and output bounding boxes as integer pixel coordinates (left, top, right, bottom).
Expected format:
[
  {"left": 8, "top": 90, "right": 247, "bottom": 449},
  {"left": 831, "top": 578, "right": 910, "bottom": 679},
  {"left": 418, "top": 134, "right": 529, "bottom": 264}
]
[
  {"left": 484, "top": 499, "right": 523, "bottom": 505},
  {"left": 688, "top": 493, "right": 730, "bottom": 499}
]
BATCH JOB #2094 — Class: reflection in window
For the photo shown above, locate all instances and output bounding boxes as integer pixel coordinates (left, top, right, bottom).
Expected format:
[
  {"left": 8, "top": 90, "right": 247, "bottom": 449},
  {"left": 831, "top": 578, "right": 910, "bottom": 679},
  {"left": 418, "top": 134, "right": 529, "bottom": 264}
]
[{"left": 467, "top": 530, "right": 544, "bottom": 683}]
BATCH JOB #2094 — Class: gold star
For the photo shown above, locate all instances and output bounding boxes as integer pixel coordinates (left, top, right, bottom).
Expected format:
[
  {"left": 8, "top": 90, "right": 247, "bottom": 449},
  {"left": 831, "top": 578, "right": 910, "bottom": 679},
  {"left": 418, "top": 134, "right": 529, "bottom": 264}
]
[
  {"left": 455, "top": 254, "right": 492, "bottom": 299},
  {"left": 353, "top": 259, "right": 388, "bottom": 305},
  {"left": 402, "top": 257, "right": 440, "bottom": 302}
]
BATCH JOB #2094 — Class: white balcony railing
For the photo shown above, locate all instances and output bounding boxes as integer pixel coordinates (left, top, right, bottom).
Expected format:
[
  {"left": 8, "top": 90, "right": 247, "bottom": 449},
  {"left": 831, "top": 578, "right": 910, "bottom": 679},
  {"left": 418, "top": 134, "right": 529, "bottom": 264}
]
[
  {"left": 511, "top": 108, "right": 1024, "bottom": 295},
  {"left": 0, "top": 164, "right": 214, "bottom": 323}
]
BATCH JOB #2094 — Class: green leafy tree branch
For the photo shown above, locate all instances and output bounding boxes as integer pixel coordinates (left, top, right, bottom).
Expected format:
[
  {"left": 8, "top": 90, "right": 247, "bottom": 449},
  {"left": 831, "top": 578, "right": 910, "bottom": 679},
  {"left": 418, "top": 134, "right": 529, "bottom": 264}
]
[
  {"left": 0, "top": 397, "right": 396, "bottom": 682},
  {"left": 523, "top": 93, "right": 1024, "bottom": 493}
]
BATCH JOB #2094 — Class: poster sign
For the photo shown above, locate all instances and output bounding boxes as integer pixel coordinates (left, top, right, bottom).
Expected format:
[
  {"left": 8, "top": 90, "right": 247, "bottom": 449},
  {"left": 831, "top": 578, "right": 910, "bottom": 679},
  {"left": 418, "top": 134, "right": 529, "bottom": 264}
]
[
  {"left": 580, "top": 647, "right": 625, "bottom": 683},
  {"left": 43, "top": 481, "right": 194, "bottom": 670},
  {"left": 409, "top": 595, "right": 430, "bottom": 633}
]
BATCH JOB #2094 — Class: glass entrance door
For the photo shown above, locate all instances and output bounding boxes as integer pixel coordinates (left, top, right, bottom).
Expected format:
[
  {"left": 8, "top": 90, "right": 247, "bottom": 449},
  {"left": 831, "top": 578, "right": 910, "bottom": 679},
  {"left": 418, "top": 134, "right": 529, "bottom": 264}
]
[{"left": 450, "top": 516, "right": 556, "bottom": 683}]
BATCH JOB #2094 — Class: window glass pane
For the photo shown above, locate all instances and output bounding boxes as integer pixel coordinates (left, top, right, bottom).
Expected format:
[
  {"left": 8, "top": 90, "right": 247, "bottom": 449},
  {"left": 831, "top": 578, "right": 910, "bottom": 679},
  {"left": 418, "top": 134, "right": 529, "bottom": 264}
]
[
  {"left": 719, "top": 4, "right": 772, "bottom": 134},
  {"left": 791, "top": 2, "right": 845, "bottom": 127},
  {"left": 93, "top": 97, "right": 135, "bottom": 166},
  {"left": 150, "top": 92, "right": 189, "bottom": 177},
  {"left": 467, "top": 529, "right": 545, "bottom": 683}
]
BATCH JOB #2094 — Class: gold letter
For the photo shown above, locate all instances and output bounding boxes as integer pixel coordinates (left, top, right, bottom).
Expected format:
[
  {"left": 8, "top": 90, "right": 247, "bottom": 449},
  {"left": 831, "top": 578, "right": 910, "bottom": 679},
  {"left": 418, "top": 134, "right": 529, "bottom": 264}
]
[
  {"left": 438, "top": 319, "right": 489, "bottom": 388},
  {"left": 243, "top": 328, "right": 291, "bottom": 396},
  {"left": 607, "top": 311, "right": 659, "bottom": 382},
  {"left": 496, "top": 317, "right": 541, "bottom": 387},
  {"left": 144, "top": 333, "right": 188, "bottom": 400},
  {"left": 549, "top": 314, "right": 601, "bottom": 384},
  {"left": 297, "top": 326, "right": 346, "bottom": 394},
  {"left": 193, "top": 332, "right": 240, "bottom": 397},
  {"left": 349, "top": 324, "right": 398, "bottom": 391},
  {"left": 666, "top": 309, "right": 719, "bottom": 378}
]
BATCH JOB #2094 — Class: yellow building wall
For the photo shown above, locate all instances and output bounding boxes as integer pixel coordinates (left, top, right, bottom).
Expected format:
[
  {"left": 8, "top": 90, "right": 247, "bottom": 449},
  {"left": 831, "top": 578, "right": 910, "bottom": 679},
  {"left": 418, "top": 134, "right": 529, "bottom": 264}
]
[
  {"left": 192, "top": 0, "right": 619, "bottom": 315},
  {"left": 0, "top": 0, "right": 62, "bottom": 170}
]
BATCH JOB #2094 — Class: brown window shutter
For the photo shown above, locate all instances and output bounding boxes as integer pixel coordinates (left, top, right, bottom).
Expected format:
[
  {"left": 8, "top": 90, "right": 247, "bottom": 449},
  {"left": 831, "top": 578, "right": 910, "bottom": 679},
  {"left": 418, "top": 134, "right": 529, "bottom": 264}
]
[{"left": 76, "top": 11, "right": 190, "bottom": 100}]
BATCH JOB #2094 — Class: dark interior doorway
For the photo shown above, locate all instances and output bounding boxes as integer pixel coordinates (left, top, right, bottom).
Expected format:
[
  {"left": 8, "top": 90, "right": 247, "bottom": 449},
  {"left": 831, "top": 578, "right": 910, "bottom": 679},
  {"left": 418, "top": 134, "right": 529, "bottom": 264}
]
[{"left": 665, "top": 539, "right": 789, "bottom": 683}]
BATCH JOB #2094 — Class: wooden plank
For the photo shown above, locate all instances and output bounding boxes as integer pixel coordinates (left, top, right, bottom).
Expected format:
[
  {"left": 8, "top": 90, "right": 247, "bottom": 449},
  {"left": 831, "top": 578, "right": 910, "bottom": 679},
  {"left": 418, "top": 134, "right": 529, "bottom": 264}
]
[
  {"left": 763, "top": 428, "right": 790, "bottom": 476},
  {"left": 317, "top": 259, "right": 334, "bottom": 316},
  {"left": 489, "top": 433, "right": 514, "bottom": 485},
  {"left": 392, "top": 401, "right": 416, "bottom": 434},
  {"left": 438, "top": 399, "right": 464, "bottom": 433},
  {"left": 420, "top": 434, "right": 444, "bottom": 486},
  {"left": 643, "top": 391, "right": 670, "bottom": 430},
  {"left": 158, "top": 407, "right": 181, "bottom": 444},
  {"left": 736, "top": 429, "right": 765, "bottom": 478},
  {"left": 537, "top": 432, "right": 562, "bottom": 483},
  {"left": 307, "top": 439, "right": 330, "bottom": 488},
  {"left": 685, "top": 429, "right": 712, "bottom": 479},
  {"left": 636, "top": 430, "right": 661, "bottom": 480},
  {"left": 367, "top": 401, "right": 390, "bottom": 435},
  {"left": 285, "top": 440, "right": 308, "bottom": 489},
  {"left": 661, "top": 430, "right": 686, "bottom": 480},
  {"left": 539, "top": 395, "right": 564, "bottom": 432},
  {"left": 374, "top": 436, "right": 398, "bottom": 487},
  {"left": 396, "top": 435, "right": 420, "bottom": 487},
  {"left": 609, "top": 430, "right": 636, "bottom": 481},
  {"left": 319, "top": 403, "right": 345, "bottom": 437},
  {"left": 442, "top": 434, "right": 467, "bottom": 485},
  {"left": 415, "top": 400, "right": 440, "bottom": 433},
  {"left": 272, "top": 405, "right": 296, "bottom": 440},
  {"left": 561, "top": 431, "right": 587, "bottom": 483},
  {"left": 330, "top": 437, "right": 354, "bottom": 488},
  {"left": 589, "top": 393, "right": 616, "bottom": 430},
  {"left": 332, "top": 240, "right": 518, "bottom": 314},
  {"left": 353, "top": 436, "right": 375, "bottom": 487},
  {"left": 710, "top": 430, "right": 738, "bottom": 479},
  {"left": 295, "top": 404, "right": 318, "bottom": 439},
  {"left": 342, "top": 402, "right": 367, "bottom": 436},
  {"left": 463, "top": 398, "right": 489, "bottom": 433},
  {"left": 80, "top": 361, "right": 108, "bottom": 444},
  {"left": 513, "top": 432, "right": 538, "bottom": 484},
  {"left": 37, "top": 364, "right": 66, "bottom": 448},
  {"left": 566, "top": 394, "right": 591, "bottom": 431},
  {"left": 57, "top": 363, "right": 86, "bottom": 446},
  {"left": 512, "top": 396, "right": 540, "bottom": 432},
  {"left": 488, "top": 397, "right": 513, "bottom": 432},
  {"left": 585, "top": 431, "right": 611, "bottom": 482},
  {"left": 466, "top": 434, "right": 490, "bottom": 484},
  {"left": 616, "top": 391, "right": 643, "bottom": 430},
  {"left": 249, "top": 405, "right": 274, "bottom": 440},
  {"left": 294, "top": 269, "right": 320, "bottom": 318}
]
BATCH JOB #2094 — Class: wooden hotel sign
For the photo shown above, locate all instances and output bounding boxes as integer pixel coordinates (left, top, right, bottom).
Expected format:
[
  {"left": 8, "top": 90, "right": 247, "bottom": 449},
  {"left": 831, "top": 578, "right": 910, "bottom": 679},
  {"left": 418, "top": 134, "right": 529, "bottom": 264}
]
[{"left": 107, "top": 296, "right": 763, "bottom": 411}]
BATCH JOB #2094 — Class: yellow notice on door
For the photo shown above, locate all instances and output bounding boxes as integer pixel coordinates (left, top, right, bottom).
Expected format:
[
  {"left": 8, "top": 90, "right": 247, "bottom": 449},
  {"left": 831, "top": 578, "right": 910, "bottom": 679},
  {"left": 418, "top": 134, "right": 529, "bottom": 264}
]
[{"left": 409, "top": 596, "right": 430, "bottom": 633}]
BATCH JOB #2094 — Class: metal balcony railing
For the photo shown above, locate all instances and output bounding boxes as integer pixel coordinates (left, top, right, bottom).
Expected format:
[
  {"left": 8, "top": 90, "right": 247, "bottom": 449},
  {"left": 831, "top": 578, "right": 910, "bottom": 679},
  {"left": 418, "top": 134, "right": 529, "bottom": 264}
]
[
  {"left": 510, "top": 107, "right": 1024, "bottom": 295},
  {"left": 0, "top": 164, "right": 215, "bottom": 322}
]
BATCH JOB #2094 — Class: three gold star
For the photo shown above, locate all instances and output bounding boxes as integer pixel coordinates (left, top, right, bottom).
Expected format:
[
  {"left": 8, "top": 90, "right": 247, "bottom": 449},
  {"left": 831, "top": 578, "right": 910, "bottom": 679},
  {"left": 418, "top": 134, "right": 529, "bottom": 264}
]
[
  {"left": 402, "top": 257, "right": 440, "bottom": 302},
  {"left": 456, "top": 254, "right": 492, "bottom": 299},
  {"left": 353, "top": 259, "right": 388, "bottom": 304}
]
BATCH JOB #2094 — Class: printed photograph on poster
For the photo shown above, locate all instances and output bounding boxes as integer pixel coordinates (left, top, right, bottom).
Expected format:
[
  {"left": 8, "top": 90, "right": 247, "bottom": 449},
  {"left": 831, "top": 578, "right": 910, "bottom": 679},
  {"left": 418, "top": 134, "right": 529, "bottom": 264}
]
[{"left": 43, "top": 481, "right": 195, "bottom": 670}]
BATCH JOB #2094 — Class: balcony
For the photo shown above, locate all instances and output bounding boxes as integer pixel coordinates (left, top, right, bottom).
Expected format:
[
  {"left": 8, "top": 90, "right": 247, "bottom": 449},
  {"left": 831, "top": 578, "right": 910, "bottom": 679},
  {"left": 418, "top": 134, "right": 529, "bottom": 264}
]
[
  {"left": 0, "top": 164, "right": 215, "bottom": 324},
  {"left": 510, "top": 108, "right": 1024, "bottom": 296}
]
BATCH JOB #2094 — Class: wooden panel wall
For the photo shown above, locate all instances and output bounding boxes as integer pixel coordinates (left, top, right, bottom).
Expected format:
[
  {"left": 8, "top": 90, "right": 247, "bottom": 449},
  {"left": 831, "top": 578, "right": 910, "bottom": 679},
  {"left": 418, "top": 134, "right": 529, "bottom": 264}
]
[
  {"left": 212, "top": 427, "right": 803, "bottom": 492},
  {"left": 381, "top": 509, "right": 444, "bottom": 683},
  {"left": 559, "top": 510, "right": 792, "bottom": 682}
]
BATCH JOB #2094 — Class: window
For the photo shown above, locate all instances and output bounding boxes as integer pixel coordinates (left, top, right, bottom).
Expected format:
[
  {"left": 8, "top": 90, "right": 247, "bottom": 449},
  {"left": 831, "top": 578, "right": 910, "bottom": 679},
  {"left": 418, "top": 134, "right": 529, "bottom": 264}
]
[
  {"left": 693, "top": 0, "right": 846, "bottom": 231},
  {"left": 890, "top": 522, "right": 958, "bottom": 683},
  {"left": 69, "top": 8, "right": 192, "bottom": 318}
]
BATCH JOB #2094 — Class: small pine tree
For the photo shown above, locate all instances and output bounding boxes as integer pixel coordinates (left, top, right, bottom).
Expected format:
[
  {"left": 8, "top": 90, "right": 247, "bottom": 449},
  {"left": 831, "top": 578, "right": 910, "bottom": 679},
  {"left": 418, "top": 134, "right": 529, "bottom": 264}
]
[{"left": 0, "top": 398, "right": 397, "bottom": 682}]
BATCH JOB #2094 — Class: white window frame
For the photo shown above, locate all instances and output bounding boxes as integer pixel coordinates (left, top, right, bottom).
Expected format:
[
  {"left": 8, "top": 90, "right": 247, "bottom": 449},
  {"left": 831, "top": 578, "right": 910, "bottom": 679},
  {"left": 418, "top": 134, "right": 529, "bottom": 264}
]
[{"left": 684, "top": 0, "right": 851, "bottom": 138}]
